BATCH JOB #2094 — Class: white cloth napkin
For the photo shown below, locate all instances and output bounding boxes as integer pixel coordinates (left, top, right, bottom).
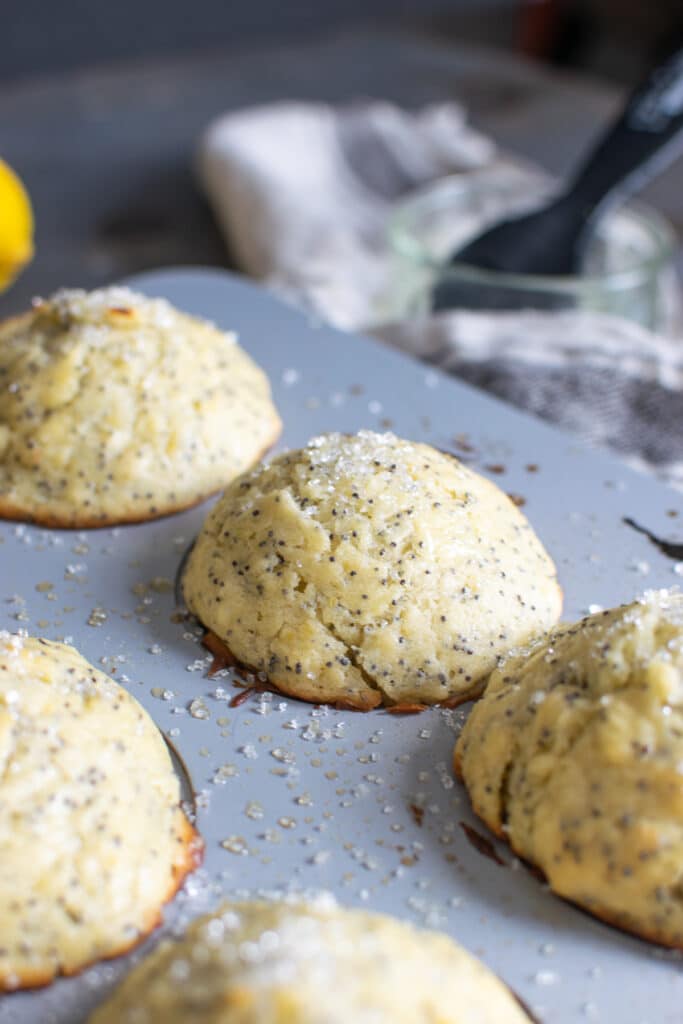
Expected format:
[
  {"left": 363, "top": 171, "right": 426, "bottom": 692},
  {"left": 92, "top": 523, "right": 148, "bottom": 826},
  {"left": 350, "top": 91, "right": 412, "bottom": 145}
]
[{"left": 198, "top": 100, "right": 683, "bottom": 489}]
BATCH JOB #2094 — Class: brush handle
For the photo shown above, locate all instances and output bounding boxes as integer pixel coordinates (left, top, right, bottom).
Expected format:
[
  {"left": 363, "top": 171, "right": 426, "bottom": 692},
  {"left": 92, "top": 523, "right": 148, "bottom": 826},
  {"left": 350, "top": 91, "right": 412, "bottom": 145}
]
[{"left": 567, "top": 46, "right": 683, "bottom": 217}]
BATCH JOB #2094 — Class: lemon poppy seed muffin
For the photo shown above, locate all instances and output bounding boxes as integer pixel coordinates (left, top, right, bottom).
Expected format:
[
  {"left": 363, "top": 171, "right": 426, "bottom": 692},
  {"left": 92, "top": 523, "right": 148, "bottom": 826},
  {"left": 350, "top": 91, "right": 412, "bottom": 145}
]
[
  {"left": 0, "top": 632, "right": 201, "bottom": 990},
  {"left": 456, "top": 589, "right": 683, "bottom": 947},
  {"left": 0, "top": 287, "right": 281, "bottom": 526},
  {"left": 89, "top": 897, "right": 533, "bottom": 1023},
  {"left": 184, "top": 430, "right": 561, "bottom": 709}
]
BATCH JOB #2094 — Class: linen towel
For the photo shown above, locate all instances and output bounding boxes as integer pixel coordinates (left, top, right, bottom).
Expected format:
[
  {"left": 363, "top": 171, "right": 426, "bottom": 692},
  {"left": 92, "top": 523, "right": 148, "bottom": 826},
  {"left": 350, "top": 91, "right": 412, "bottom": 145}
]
[{"left": 198, "top": 100, "right": 683, "bottom": 489}]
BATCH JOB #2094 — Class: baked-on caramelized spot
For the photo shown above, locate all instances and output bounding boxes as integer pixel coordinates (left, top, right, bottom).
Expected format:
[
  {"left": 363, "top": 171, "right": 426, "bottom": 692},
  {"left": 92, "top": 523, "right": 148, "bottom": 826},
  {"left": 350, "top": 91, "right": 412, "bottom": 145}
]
[
  {"left": 623, "top": 516, "right": 683, "bottom": 561},
  {"left": 460, "top": 822, "right": 506, "bottom": 867},
  {"left": 0, "top": 632, "right": 201, "bottom": 990},
  {"left": 184, "top": 430, "right": 561, "bottom": 709},
  {"left": 386, "top": 702, "right": 428, "bottom": 714},
  {"left": 89, "top": 897, "right": 534, "bottom": 1023},
  {"left": 456, "top": 589, "right": 683, "bottom": 948},
  {"left": 0, "top": 286, "right": 281, "bottom": 527},
  {"left": 202, "top": 630, "right": 238, "bottom": 677}
]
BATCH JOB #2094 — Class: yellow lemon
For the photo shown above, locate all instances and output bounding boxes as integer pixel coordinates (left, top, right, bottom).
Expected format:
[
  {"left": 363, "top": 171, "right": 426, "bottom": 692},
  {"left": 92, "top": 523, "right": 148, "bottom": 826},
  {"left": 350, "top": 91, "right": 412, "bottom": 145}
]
[{"left": 0, "top": 159, "right": 33, "bottom": 291}]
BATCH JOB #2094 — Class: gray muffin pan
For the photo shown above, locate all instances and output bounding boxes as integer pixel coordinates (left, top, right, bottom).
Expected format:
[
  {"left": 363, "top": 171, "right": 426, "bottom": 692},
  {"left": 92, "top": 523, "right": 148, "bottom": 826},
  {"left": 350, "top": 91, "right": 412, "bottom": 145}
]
[{"left": 1, "top": 268, "right": 682, "bottom": 1024}]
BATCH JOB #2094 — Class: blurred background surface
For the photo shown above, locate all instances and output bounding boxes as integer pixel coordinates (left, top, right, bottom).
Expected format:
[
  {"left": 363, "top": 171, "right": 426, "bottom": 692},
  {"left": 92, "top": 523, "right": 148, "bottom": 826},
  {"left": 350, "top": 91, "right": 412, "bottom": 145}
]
[
  {"left": 1, "top": 0, "right": 682, "bottom": 313},
  {"left": 4, "top": 0, "right": 682, "bottom": 84}
]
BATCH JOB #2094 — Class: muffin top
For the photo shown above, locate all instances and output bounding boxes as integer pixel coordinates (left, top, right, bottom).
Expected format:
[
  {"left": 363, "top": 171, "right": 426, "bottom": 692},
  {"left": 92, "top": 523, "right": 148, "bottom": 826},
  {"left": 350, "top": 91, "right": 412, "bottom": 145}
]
[
  {"left": 456, "top": 589, "right": 683, "bottom": 947},
  {"left": 89, "top": 897, "right": 533, "bottom": 1023},
  {"left": 0, "top": 632, "right": 200, "bottom": 990},
  {"left": 184, "top": 430, "right": 561, "bottom": 708},
  {"left": 0, "top": 287, "right": 281, "bottom": 526}
]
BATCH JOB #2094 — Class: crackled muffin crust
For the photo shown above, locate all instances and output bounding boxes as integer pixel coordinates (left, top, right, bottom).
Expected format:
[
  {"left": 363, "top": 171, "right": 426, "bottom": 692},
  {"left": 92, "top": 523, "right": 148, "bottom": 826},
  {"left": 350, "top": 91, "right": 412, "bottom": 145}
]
[
  {"left": 184, "top": 430, "right": 561, "bottom": 709},
  {"left": 0, "top": 287, "right": 281, "bottom": 527},
  {"left": 456, "top": 589, "right": 683, "bottom": 947},
  {"left": 0, "top": 632, "right": 201, "bottom": 990},
  {"left": 89, "top": 897, "right": 533, "bottom": 1023}
]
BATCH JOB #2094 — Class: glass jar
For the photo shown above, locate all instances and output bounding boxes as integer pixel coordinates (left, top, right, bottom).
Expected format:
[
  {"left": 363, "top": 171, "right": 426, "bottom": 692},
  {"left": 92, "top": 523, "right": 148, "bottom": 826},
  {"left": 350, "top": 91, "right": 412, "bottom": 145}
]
[{"left": 383, "top": 166, "right": 681, "bottom": 335}]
